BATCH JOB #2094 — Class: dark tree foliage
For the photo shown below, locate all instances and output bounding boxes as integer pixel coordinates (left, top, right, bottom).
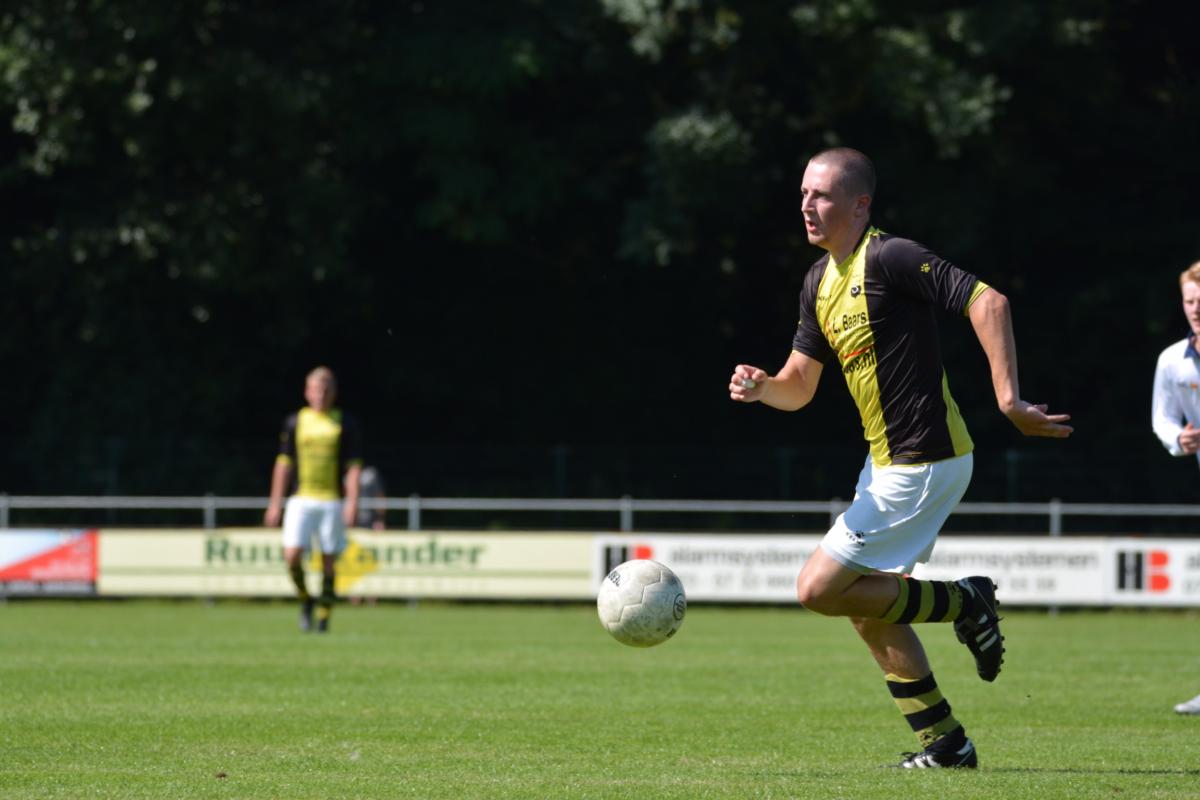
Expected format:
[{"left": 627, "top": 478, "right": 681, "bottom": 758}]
[{"left": 1, "top": 1, "right": 1197, "bottom": 503}]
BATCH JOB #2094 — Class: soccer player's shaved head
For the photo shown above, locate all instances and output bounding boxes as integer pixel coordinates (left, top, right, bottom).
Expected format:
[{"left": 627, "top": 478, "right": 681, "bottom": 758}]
[{"left": 811, "top": 147, "right": 876, "bottom": 200}]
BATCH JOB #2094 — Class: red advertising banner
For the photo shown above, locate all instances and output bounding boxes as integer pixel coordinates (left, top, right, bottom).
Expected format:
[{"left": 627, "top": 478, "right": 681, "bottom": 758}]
[{"left": 0, "top": 529, "right": 98, "bottom": 595}]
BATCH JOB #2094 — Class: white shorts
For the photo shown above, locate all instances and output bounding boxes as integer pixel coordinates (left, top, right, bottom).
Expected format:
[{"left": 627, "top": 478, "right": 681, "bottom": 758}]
[
  {"left": 820, "top": 452, "right": 972, "bottom": 575},
  {"left": 281, "top": 497, "right": 347, "bottom": 555}
]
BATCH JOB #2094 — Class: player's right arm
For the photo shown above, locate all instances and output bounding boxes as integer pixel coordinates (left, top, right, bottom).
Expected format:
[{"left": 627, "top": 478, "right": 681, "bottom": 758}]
[
  {"left": 730, "top": 351, "right": 823, "bottom": 411},
  {"left": 264, "top": 457, "right": 292, "bottom": 527},
  {"left": 265, "top": 414, "right": 298, "bottom": 527},
  {"left": 734, "top": 259, "right": 828, "bottom": 410},
  {"left": 1151, "top": 352, "right": 1196, "bottom": 455}
]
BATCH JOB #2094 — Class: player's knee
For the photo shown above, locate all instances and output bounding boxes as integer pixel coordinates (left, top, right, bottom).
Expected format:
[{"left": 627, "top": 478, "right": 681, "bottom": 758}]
[{"left": 796, "top": 575, "right": 838, "bottom": 615}]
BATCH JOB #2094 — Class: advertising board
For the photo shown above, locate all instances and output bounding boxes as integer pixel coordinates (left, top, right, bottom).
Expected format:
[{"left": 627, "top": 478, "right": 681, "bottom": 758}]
[
  {"left": 0, "top": 527, "right": 1191, "bottom": 606},
  {"left": 0, "top": 530, "right": 96, "bottom": 596},
  {"left": 97, "top": 529, "right": 594, "bottom": 599}
]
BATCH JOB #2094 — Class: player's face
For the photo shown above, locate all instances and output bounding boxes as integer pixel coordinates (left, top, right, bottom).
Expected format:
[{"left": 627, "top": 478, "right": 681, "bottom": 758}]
[
  {"left": 305, "top": 376, "right": 336, "bottom": 411},
  {"left": 800, "top": 160, "right": 867, "bottom": 255},
  {"left": 1182, "top": 281, "right": 1200, "bottom": 337}
]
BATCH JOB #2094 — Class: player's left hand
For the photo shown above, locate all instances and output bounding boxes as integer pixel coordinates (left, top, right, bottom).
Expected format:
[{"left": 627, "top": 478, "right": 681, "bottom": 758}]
[{"left": 1005, "top": 401, "right": 1073, "bottom": 438}]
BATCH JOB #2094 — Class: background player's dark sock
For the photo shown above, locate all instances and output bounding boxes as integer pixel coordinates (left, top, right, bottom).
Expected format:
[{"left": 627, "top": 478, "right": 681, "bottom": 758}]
[
  {"left": 318, "top": 573, "right": 336, "bottom": 618},
  {"left": 289, "top": 563, "right": 309, "bottom": 600}
]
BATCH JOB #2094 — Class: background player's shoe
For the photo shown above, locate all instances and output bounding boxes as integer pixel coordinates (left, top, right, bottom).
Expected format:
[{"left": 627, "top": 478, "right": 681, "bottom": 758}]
[
  {"left": 299, "top": 599, "right": 314, "bottom": 633},
  {"left": 955, "top": 576, "right": 1004, "bottom": 681},
  {"left": 316, "top": 617, "right": 329, "bottom": 634},
  {"left": 899, "top": 738, "right": 978, "bottom": 769},
  {"left": 1174, "top": 694, "right": 1200, "bottom": 714}
]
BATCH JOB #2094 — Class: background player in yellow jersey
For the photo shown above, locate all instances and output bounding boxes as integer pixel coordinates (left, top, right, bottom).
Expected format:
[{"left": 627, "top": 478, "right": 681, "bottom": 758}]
[
  {"left": 730, "top": 147, "right": 1072, "bottom": 768},
  {"left": 264, "top": 366, "right": 363, "bottom": 633}
]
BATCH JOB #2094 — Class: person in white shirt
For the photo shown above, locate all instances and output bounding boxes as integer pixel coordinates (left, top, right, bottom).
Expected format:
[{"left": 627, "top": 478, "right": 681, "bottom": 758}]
[{"left": 1150, "top": 260, "right": 1200, "bottom": 715}]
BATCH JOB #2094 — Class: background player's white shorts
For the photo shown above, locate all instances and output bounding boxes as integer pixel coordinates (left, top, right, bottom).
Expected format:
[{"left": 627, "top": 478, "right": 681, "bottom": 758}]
[
  {"left": 282, "top": 497, "right": 346, "bottom": 555},
  {"left": 820, "top": 452, "right": 972, "bottom": 575}
]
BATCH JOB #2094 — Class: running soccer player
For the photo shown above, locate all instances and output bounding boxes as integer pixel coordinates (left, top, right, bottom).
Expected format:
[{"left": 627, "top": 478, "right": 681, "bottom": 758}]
[
  {"left": 730, "top": 147, "right": 1072, "bottom": 768},
  {"left": 264, "top": 366, "right": 363, "bottom": 633},
  {"left": 1150, "top": 261, "right": 1200, "bottom": 716}
]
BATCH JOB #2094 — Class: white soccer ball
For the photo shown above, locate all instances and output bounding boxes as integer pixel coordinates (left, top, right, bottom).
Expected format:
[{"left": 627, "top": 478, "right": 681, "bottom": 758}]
[{"left": 596, "top": 559, "right": 686, "bottom": 647}]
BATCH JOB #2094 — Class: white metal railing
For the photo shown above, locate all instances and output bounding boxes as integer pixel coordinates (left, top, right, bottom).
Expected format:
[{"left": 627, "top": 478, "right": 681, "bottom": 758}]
[{"left": 1, "top": 494, "right": 1199, "bottom": 534}]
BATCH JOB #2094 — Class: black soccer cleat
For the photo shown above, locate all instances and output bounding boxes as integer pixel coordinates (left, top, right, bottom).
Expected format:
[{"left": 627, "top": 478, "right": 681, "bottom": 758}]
[
  {"left": 955, "top": 576, "right": 1004, "bottom": 682},
  {"left": 899, "top": 738, "right": 978, "bottom": 769},
  {"left": 316, "top": 616, "right": 329, "bottom": 634},
  {"left": 299, "top": 599, "right": 315, "bottom": 633}
]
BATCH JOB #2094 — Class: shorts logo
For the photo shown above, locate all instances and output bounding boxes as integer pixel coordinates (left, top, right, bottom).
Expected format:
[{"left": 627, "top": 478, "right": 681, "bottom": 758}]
[
  {"left": 920, "top": 263, "right": 931, "bottom": 273},
  {"left": 844, "top": 530, "right": 866, "bottom": 549},
  {"left": 849, "top": 285, "right": 861, "bottom": 297}
]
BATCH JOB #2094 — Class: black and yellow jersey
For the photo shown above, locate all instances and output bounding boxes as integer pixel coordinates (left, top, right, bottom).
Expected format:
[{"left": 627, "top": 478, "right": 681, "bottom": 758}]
[
  {"left": 792, "top": 227, "right": 989, "bottom": 467},
  {"left": 276, "top": 407, "right": 363, "bottom": 500}
]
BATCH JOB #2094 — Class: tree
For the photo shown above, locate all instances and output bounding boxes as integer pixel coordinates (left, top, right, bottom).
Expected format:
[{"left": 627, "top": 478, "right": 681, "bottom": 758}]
[{"left": 1, "top": 1, "right": 1197, "bottom": 502}]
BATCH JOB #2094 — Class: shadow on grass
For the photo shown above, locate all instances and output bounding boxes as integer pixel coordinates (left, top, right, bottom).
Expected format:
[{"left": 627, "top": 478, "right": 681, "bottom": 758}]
[
  {"left": 767, "top": 766, "right": 1200, "bottom": 778},
  {"left": 982, "top": 767, "right": 1200, "bottom": 776}
]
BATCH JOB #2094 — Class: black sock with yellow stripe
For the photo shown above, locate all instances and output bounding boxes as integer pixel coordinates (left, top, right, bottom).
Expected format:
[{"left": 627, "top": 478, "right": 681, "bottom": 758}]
[
  {"left": 882, "top": 576, "right": 964, "bottom": 624},
  {"left": 887, "top": 672, "right": 966, "bottom": 752},
  {"left": 288, "top": 563, "right": 309, "bottom": 601}
]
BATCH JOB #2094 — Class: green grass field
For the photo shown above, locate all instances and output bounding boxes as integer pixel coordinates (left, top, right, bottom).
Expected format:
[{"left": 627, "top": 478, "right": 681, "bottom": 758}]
[{"left": 1, "top": 601, "right": 1198, "bottom": 799}]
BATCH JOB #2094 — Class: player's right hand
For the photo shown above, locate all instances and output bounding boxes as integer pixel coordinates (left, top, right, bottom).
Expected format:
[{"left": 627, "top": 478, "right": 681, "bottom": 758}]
[
  {"left": 1179, "top": 422, "right": 1200, "bottom": 454},
  {"left": 264, "top": 505, "right": 283, "bottom": 527},
  {"left": 730, "top": 365, "right": 768, "bottom": 402}
]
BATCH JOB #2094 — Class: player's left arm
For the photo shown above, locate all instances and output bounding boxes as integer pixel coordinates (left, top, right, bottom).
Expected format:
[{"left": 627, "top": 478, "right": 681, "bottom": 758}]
[
  {"left": 967, "top": 286, "right": 1073, "bottom": 438},
  {"left": 341, "top": 414, "right": 365, "bottom": 527},
  {"left": 342, "top": 462, "right": 362, "bottom": 528}
]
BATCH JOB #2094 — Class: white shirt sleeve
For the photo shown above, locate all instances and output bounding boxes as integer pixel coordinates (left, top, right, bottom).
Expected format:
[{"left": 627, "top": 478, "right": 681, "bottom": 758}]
[{"left": 1152, "top": 352, "right": 1186, "bottom": 456}]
